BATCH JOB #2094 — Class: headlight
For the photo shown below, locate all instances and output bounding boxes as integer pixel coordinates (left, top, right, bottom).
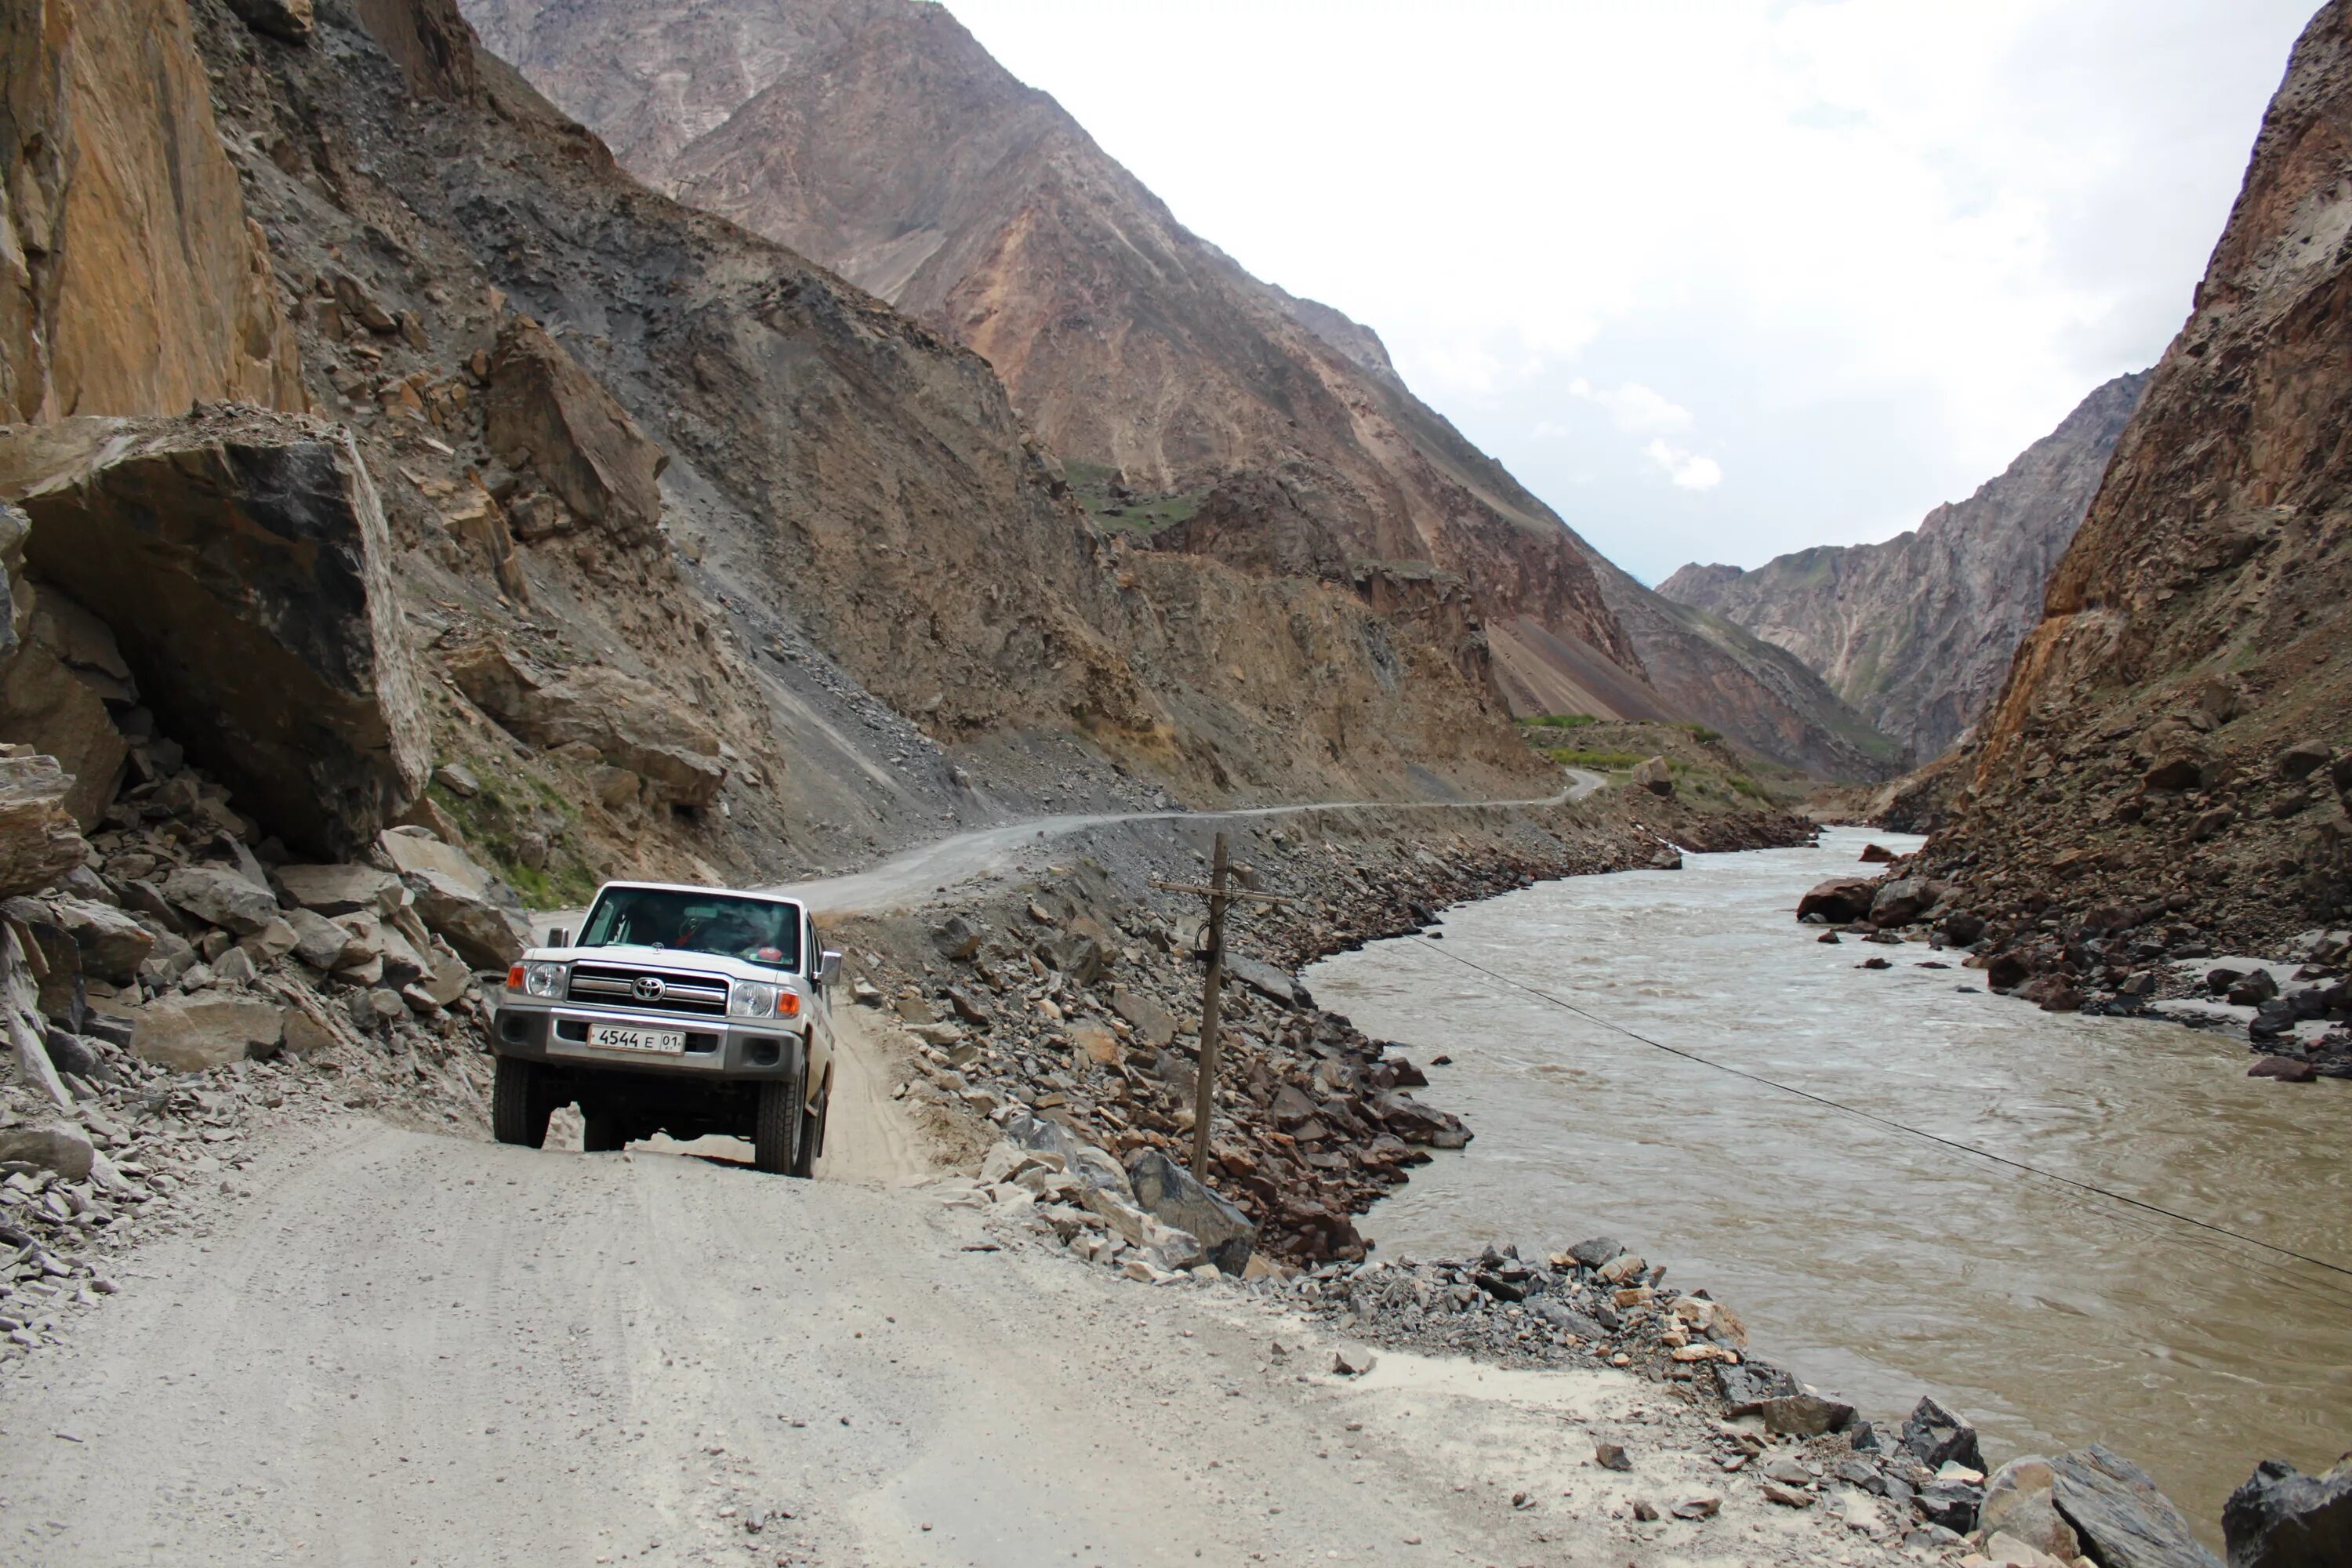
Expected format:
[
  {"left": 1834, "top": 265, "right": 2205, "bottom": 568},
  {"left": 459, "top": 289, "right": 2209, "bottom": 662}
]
[
  {"left": 519, "top": 960, "right": 566, "bottom": 999},
  {"left": 728, "top": 982, "right": 800, "bottom": 1019}
]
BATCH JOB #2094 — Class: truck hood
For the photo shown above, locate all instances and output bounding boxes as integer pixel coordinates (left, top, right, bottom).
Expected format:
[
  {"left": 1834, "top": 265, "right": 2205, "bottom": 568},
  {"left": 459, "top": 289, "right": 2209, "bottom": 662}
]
[{"left": 523, "top": 943, "right": 808, "bottom": 989}]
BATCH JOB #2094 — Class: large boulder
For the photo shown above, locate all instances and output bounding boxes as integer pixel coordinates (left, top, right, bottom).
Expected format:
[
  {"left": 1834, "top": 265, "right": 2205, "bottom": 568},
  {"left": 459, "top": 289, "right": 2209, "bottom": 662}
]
[
  {"left": 129, "top": 993, "right": 288, "bottom": 1070},
  {"left": 0, "top": 753, "right": 89, "bottom": 898},
  {"left": 1797, "top": 877, "right": 1876, "bottom": 924},
  {"left": 0, "top": 412, "right": 429, "bottom": 855},
  {"left": 1632, "top": 755, "right": 1675, "bottom": 797},
  {"left": 484, "top": 317, "right": 666, "bottom": 544},
  {"left": 2224, "top": 1457, "right": 2352, "bottom": 1568},
  {"left": 1869, "top": 877, "right": 1933, "bottom": 927},
  {"left": 1900, "top": 1396, "right": 1985, "bottom": 1473},
  {"left": 1124, "top": 1149, "right": 1258, "bottom": 1274},
  {"left": 442, "top": 637, "right": 724, "bottom": 808},
  {"left": 2050, "top": 1446, "right": 2221, "bottom": 1568}
]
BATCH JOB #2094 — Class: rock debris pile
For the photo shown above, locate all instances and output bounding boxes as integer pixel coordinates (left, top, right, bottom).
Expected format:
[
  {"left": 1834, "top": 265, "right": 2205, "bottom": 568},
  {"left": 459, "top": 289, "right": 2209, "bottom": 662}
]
[
  {"left": 859, "top": 797, "right": 1806, "bottom": 1265},
  {"left": 1798, "top": 844, "right": 2351, "bottom": 1077}
]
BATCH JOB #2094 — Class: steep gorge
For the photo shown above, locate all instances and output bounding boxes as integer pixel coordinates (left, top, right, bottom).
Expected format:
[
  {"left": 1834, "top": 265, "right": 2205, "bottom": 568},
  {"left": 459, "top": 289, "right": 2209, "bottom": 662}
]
[
  {"left": 1659, "top": 372, "right": 2147, "bottom": 760},
  {"left": 461, "top": 0, "right": 1900, "bottom": 780},
  {"left": 1921, "top": 0, "right": 2352, "bottom": 950}
]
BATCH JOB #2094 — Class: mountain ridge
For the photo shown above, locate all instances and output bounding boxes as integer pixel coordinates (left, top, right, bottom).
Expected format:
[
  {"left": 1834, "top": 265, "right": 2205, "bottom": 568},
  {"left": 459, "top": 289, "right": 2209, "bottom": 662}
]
[
  {"left": 1658, "top": 370, "right": 2149, "bottom": 759},
  {"left": 459, "top": 0, "right": 1902, "bottom": 780}
]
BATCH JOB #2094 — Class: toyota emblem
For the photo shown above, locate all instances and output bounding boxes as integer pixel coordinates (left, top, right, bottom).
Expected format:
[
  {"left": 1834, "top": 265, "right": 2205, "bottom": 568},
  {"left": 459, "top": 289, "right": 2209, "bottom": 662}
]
[{"left": 633, "top": 975, "right": 666, "bottom": 1002}]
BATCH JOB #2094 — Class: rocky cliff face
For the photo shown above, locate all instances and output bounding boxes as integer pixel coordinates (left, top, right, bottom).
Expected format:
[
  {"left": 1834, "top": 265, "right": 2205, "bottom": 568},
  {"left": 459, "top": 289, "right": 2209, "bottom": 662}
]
[
  {"left": 459, "top": 0, "right": 1902, "bottom": 779},
  {"left": 1921, "top": 1, "right": 2352, "bottom": 949},
  {"left": 0, "top": 0, "right": 1555, "bottom": 922},
  {"left": 1659, "top": 372, "right": 2148, "bottom": 759},
  {"left": 2, "top": 0, "right": 308, "bottom": 420}
]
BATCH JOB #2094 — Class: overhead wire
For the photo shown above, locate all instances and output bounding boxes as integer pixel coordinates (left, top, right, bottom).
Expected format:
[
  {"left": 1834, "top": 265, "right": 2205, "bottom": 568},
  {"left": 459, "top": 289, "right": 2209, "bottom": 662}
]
[{"left": 1396, "top": 933, "right": 2352, "bottom": 1303}]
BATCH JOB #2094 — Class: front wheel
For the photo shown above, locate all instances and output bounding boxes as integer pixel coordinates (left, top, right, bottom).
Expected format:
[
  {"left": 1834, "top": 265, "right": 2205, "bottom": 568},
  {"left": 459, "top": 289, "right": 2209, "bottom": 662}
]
[
  {"left": 752, "top": 1076, "right": 800, "bottom": 1175},
  {"left": 791, "top": 1076, "right": 829, "bottom": 1179},
  {"left": 492, "top": 1056, "right": 550, "bottom": 1149}
]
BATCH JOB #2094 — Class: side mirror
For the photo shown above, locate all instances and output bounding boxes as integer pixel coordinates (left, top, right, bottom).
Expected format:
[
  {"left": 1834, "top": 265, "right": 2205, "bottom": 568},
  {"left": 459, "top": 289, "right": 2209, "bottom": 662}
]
[
  {"left": 546, "top": 927, "right": 572, "bottom": 949},
  {"left": 819, "top": 949, "right": 842, "bottom": 985}
]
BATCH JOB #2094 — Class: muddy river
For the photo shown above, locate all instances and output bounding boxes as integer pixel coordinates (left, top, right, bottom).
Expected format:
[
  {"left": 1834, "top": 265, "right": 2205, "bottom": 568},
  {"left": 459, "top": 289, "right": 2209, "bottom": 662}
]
[{"left": 1307, "top": 826, "right": 2352, "bottom": 1534}]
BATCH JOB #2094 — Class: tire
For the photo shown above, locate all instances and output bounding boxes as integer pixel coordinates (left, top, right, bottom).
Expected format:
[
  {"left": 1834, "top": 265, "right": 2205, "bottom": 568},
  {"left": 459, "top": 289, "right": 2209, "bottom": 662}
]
[
  {"left": 492, "top": 1056, "right": 551, "bottom": 1149},
  {"left": 790, "top": 1076, "right": 829, "bottom": 1179},
  {"left": 582, "top": 1105, "right": 629, "bottom": 1153},
  {"left": 752, "top": 1076, "right": 800, "bottom": 1175}
]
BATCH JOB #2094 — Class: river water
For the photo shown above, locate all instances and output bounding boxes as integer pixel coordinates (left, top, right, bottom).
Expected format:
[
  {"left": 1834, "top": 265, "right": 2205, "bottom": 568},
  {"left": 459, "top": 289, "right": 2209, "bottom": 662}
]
[{"left": 1306, "top": 827, "right": 2352, "bottom": 1534}]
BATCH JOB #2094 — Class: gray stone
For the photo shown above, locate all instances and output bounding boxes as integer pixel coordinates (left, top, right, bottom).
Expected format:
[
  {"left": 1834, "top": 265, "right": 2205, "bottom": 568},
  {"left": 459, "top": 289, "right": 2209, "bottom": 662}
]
[
  {"left": 1110, "top": 985, "right": 1178, "bottom": 1047},
  {"left": 1981, "top": 1458, "right": 2083, "bottom": 1565},
  {"left": 2050, "top": 1446, "right": 2221, "bottom": 1568},
  {"left": 162, "top": 865, "right": 281, "bottom": 934},
  {"left": 0, "top": 1121, "right": 94, "bottom": 1178},
  {"left": 274, "top": 862, "right": 401, "bottom": 917},
  {"left": 2224, "top": 1456, "right": 2352, "bottom": 1568},
  {"left": 1632, "top": 755, "right": 1675, "bottom": 796},
  {"left": 1750, "top": 1394, "right": 1856, "bottom": 1437},
  {"left": 1916, "top": 1477, "right": 1984, "bottom": 1535},
  {"left": 1870, "top": 877, "right": 1933, "bottom": 927},
  {"left": 1224, "top": 954, "right": 1308, "bottom": 1007},
  {"left": 930, "top": 915, "right": 981, "bottom": 961},
  {"left": 45, "top": 895, "right": 153, "bottom": 982},
  {"left": 402, "top": 866, "right": 529, "bottom": 969},
  {"left": 433, "top": 761, "right": 481, "bottom": 797},
  {"left": 1124, "top": 1149, "right": 1257, "bottom": 1274},
  {"left": 211, "top": 946, "right": 260, "bottom": 985},
  {"left": 130, "top": 994, "right": 286, "bottom": 1069},
  {"left": 286, "top": 907, "right": 360, "bottom": 970},
  {"left": 240, "top": 916, "right": 300, "bottom": 963},
  {"left": 1566, "top": 1235, "right": 1628, "bottom": 1269},
  {"left": 1900, "top": 1396, "right": 1985, "bottom": 1473},
  {"left": 1531, "top": 1299, "right": 1608, "bottom": 1339}
]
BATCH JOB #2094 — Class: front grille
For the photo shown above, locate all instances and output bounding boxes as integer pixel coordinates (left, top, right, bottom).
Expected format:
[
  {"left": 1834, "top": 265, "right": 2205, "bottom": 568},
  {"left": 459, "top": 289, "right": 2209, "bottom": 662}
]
[{"left": 566, "top": 964, "right": 730, "bottom": 1017}]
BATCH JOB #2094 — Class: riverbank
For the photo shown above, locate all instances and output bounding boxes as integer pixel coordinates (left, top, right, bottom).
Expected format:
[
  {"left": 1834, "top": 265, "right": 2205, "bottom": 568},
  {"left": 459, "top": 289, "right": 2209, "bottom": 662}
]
[
  {"left": 822, "top": 767, "right": 1810, "bottom": 1264},
  {"left": 1307, "top": 828, "right": 2352, "bottom": 1556}
]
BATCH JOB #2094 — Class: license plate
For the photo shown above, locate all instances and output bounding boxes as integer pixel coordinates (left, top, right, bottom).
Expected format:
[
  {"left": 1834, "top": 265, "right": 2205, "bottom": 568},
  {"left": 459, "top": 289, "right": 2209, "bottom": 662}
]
[{"left": 587, "top": 1023, "right": 686, "bottom": 1055}]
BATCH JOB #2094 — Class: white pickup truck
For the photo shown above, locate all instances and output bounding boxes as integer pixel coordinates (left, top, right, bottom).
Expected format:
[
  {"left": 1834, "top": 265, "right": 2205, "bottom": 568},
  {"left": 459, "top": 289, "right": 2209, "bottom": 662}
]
[{"left": 488, "top": 881, "right": 840, "bottom": 1175}]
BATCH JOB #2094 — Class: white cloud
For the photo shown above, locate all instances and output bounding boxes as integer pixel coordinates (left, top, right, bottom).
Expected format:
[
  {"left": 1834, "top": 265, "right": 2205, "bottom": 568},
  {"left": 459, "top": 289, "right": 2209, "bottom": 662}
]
[
  {"left": 946, "top": 0, "right": 2312, "bottom": 579},
  {"left": 1644, "top": 439, "right": 1725, "bottom": 492},
  {"left": 1569, "top": 379, "right": 1694, "bottom": 436}
]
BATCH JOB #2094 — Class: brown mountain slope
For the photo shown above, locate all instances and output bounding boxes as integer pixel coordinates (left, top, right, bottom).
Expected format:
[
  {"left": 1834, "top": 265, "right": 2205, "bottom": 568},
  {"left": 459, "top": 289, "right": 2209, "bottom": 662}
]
[
  {"left": 2, "top": 0, "right": 1555, "bottom": 912},
  {"left": 1659, "top": 372, "right": 2148, "bottom": 759},
  {"left": 1921, "top": 0, "right": 2352, "bottom": 949},
  {"left": 459, "top": 0, "right": 1902, "bottom": 779}
]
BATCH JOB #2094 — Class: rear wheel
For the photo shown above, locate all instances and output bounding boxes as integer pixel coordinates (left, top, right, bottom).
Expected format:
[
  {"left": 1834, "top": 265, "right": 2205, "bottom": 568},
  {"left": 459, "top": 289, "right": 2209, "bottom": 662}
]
[
  {"left": 790, "top": 1075, "right": 829, "bottom": 1179},
  {"left": 581, "top": 1105, "right": 629, "bottom": 1152},
  {"left": 752, "top": 1076, "right": 800, "bottom": 1175},
  {"left": 492, "top": 1056, "right": 550, "bottom": 1149}
]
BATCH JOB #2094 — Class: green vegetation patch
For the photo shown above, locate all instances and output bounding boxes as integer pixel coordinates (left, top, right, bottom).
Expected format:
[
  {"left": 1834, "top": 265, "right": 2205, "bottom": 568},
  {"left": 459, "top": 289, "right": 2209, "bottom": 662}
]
[{"left": 1065, "top": 458, "right": 1206, "bottom": 535}]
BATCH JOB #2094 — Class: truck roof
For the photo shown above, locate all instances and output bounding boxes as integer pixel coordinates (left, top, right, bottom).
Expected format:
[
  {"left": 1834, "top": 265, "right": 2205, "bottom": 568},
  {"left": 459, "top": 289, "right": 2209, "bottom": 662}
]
[{"left": 590, "top": 881, "right": 804, "bottom": 908}]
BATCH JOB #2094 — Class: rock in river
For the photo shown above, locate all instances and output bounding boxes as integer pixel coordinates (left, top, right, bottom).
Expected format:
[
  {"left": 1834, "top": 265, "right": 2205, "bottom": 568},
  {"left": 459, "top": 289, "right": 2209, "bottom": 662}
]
[{"left": 2223, "top": 1455, "right": 2352, "bottom": 1568}]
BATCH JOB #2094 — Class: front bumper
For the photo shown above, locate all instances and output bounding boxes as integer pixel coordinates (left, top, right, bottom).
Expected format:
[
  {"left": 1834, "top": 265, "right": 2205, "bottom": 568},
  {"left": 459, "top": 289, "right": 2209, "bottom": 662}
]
[{"left": 491, "top": 997, "right": 804, "bottom": 1081}]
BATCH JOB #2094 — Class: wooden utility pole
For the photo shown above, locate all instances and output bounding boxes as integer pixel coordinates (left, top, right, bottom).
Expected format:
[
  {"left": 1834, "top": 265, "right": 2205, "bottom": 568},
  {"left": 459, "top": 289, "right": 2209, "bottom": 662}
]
[{"left": 1149, "top": 833, "right": 1294, "bottom": 1180}]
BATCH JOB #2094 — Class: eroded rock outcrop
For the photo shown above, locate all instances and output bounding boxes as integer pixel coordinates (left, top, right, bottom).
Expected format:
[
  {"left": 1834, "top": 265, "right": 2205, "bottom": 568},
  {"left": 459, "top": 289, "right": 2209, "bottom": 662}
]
[
  {"left": 1921, "top": 2, "right": 2352, "bottom": 949},
  {"left": 442, "top": 636, "right": 726, "bottom": 809},
  {"left": 0, "top": 410, "right": 430, "bottom": 856},
  {"left": 484, "top": 316, "right": 667, "bottom": 546},
  {"left": 0, "top": 0, "right": 305, "bottom": 421},
  {"left": 1660, "top": 372, "right": 2148, "bottom": 759}
]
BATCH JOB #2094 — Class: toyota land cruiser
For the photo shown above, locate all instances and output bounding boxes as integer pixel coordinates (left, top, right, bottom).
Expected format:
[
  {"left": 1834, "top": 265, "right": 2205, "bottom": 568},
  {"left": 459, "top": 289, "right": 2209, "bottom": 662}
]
[{"left": 488, "top": 881, "right": 840, "bottom": 1175}]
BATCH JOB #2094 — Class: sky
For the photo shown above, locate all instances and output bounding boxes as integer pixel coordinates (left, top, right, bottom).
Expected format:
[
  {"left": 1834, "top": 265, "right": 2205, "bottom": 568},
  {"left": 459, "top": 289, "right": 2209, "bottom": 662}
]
[{"left": 944, "top": 0, "right": 2315, "bottom": 583}]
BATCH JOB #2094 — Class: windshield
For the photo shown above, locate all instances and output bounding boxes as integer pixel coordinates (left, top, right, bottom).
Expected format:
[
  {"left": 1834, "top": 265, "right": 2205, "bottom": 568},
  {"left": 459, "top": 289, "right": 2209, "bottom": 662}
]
[{"left": 576, "top": 888, "right": 804, "bottom": 971}]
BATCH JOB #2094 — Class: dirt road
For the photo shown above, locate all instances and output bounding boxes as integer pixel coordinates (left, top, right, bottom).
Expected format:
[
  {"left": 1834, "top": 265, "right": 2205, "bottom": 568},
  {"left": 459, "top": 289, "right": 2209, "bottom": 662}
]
[
  {"left": 1, "top": 768, "right": 1905, "bottom": 1567},
  {"left": 0, "top": 1004, "right": 1855, "bottom": 1568}
]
